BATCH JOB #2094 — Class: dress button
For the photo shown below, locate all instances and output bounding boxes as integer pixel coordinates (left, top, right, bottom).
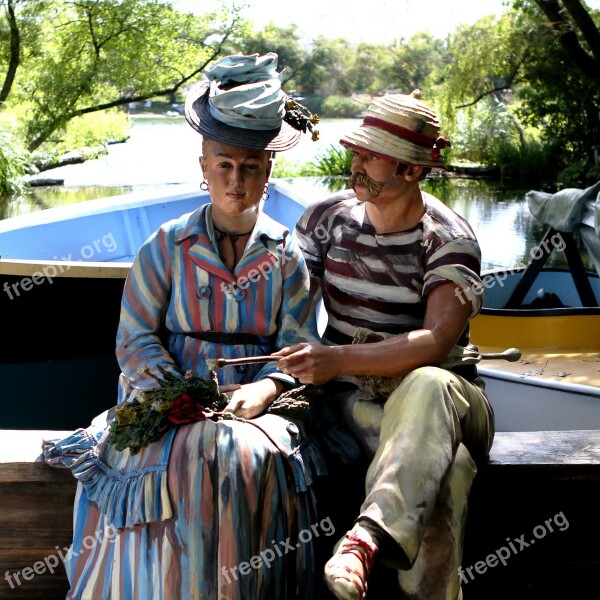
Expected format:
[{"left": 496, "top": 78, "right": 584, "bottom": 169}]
[
  {"left": 287, "top": 422, "right": 299, "bottom": 436},
  {"left": 232, "top": 286, "right": 246, "bottom": 301},
  {"left": 198, "top": 285, "right": 212, "bottom": 299},
  {"left": 235, "top": 364, "right": 249, "bottom": 373}
]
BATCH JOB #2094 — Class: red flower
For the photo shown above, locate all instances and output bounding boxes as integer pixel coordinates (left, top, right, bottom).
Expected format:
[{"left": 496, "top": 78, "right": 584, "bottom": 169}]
[{"left": 167, "top": 394, "right": 214, "bottom": 425}]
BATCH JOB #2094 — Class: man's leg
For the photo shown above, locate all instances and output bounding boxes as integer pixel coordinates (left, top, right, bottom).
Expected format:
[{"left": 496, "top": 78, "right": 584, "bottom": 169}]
[
  {"left": 358, "top": 367, "right": 492, "bottom": 565},
  {"left": 327, "top": 367, "right": 493, "bottom": 599},
  {"left": 397, "top": 443, "right": 476, "bottom": 600}
]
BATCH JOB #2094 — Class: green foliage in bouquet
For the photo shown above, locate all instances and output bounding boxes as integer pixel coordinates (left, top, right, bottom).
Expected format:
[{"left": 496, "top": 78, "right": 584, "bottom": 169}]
[{"left": 108, "top": 367, "right": 230, "bottom": 454}]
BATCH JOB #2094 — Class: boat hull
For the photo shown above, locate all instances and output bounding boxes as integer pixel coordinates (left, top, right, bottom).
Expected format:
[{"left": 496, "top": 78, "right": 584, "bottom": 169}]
[
  {"left": 470, "top": 267, "right": 600, "bottom": 430},
  {"left": 479, "top": 364, "right": 600, "bottom": 431},
  {"left": 0, "top": 267, "right": 125, "bottom": 429}
]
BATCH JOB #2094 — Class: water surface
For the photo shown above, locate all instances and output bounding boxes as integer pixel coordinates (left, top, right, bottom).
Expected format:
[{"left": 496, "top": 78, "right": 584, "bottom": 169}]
[{"left": 0, "top": 116, "right": 576, "bottom": 271}]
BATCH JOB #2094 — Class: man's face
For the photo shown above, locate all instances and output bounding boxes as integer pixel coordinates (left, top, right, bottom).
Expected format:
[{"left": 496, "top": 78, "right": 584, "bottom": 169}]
[{"left": 347, "top": 147, "right": 406, "bottom": 202}]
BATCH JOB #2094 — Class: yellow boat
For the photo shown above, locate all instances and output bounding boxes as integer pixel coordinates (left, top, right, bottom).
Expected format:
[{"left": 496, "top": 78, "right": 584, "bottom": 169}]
[{"left": 471, "top": 181, "right": 600, "bottom": 432}]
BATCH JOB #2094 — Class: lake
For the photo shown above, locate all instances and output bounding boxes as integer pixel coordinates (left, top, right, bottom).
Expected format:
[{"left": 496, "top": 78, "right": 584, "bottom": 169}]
[{"left": 0, "top": 116, "right": 569, "bottom": 271}]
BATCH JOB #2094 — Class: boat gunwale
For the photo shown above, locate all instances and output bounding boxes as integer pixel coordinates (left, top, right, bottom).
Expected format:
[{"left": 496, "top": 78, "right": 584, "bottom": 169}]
[
  {"left": 480, "top": 306, "right": 600, "bottom": 316},
  {"left": 0, "top": 185, "right": 205, "bottom": 231},
  {"left": 478, "top": 365, "right": 600, "bottom": 397},
  {"left": 0, "top": 258, "right": 131, "bottom": 278}
]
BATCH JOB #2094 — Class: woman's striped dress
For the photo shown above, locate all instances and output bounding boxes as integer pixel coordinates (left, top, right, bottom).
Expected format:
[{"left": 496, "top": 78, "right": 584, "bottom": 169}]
[{"left": 44, "top": 203, "right": 326, "bottom": 599}]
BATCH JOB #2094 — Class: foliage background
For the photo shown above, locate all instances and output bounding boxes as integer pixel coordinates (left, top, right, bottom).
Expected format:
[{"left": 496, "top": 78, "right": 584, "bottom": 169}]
[{"left": 1, "top": 0, "right": 599, "bottom": 198}]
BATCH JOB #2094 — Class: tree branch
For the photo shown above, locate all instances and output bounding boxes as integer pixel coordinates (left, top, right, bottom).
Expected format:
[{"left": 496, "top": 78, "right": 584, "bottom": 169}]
[
  {"left": 561, "top": 0, "right": 600, "bottom": 63},
  {"left": 455, "top": 48, "right": 529, "bottom": 109},
  {"left": 535, "top": 0, "right": 600, "bottom": 84},
  {"left": 455, "top": 84, "right": 516, "bottom": 109},
  {"left": 70, "top": 45, "right": 227, "bottom": 119},
  {"left": 28, "top": 14, "right": 239, "bottom": 152}
]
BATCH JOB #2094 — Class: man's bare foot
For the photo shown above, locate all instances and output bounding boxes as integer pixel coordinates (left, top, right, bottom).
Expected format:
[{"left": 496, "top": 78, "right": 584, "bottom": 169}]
[{"left": 324, "top": 523, "right": 379, "bottom": 600}]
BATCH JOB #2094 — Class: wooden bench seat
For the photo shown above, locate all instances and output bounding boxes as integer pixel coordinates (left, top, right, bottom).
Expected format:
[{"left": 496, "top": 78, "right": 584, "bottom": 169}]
[
  {"left": 1, "top": 430, "right": 599, "bottom": 599},
  {"left": 0, "top": 431, "right": 75, "bottom": 599},
  {"left": 463, "top": 430, "right": 600, "bottom": 600}
]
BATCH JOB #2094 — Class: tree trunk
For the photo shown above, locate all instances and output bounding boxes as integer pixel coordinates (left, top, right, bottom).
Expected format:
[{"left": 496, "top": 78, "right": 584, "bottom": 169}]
[
  {"left": 534, "top": 0, "right": 600, "bottom": 85},
  {"left": 0, "top": 0, "right": 21, "bottom": 105}
]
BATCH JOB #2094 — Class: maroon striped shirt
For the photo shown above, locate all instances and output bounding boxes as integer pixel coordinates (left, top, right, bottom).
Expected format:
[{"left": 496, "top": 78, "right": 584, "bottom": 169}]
[{"left": 295, "top": 190, "right": 483, "bottom": 347}]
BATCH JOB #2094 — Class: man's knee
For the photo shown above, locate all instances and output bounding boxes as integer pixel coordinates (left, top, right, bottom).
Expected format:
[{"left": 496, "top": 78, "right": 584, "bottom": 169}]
[
  {"left": 386, "top": 366, "right": 454, "bottom": 407},
  {"left": 402, "top": 366, "right": 454, "bottom": 386},
  {"left": 382, "top": 367, "right": 472, "bottom": 444}
]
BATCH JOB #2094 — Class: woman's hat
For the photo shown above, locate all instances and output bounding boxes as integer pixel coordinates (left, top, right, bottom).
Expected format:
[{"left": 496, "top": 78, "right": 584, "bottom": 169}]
[
  {"left": 340, "top": 90, "right": 451, "bottom": 168},
  {"left": 185, "top": 53, "right": 317, "bottom": 152}
]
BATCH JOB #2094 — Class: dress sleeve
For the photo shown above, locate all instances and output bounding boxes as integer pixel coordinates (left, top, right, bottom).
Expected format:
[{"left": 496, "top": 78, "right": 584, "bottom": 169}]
[
  {"left": 116, "top": 225, "right": 181, "bottom": 390},
  {"left": 254, "top": 234, "right": 320, "bottom": 385}
]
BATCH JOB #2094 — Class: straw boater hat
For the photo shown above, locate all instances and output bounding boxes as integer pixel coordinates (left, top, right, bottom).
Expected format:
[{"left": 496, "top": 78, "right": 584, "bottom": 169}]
[
  {"left": 185, "top": 52, "right": 317, "bottom": 152},
  {"left": 340, "top": 90, "right": 451, "bottom": 168}
]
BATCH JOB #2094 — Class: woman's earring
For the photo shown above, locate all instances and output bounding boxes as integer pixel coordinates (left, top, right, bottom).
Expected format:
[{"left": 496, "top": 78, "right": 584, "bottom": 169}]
[
  {"left": 262, "top": 184, "right": 270, "bottom": 201},
  {"left": 200, "top": 180, "right": 209, "bottom": 191}
]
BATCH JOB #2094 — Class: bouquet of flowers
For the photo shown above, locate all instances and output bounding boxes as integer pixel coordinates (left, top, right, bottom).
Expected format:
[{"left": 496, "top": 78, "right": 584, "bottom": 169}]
[{"left": 107, "top": 367, "right": 230, "bottom": 454}]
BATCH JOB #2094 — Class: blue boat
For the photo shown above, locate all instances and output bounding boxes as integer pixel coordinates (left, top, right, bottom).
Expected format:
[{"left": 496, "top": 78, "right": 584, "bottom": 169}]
[
  {"left": 1, "top": 180, "right": 599, "bottom": 432},
  {"left": 0, "top": 181, "right": 314, "bottom": 430}
]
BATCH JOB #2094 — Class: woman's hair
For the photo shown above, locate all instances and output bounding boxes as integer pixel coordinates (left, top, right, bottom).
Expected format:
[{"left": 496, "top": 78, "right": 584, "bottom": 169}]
[
  {"left": 201, "top": 137, "right": 211, "bottom": 158},
  {"left": 201, "top": 136, "right": 272, "bottom": 163}
]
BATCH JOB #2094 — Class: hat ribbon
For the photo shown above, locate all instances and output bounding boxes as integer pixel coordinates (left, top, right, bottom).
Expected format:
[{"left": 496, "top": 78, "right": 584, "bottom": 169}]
[{"left": 363, "top": 116, "right": 450, "bottom": 160}]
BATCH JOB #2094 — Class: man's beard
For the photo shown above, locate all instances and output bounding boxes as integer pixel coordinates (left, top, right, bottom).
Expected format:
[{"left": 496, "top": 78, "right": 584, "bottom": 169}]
[{"left": 349, "top": 172, "right": 385, "bottom": 198}]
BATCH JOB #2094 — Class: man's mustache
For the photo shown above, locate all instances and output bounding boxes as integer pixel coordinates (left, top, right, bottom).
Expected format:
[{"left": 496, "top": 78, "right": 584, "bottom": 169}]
[{"left": 349, "top": 172, "right": 385, "bottom": 198}]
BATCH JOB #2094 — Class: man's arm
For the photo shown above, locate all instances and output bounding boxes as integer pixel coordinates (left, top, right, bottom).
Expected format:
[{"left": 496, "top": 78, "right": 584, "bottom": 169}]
[{"left": 275, "top": 282, "right": 472, "bottom": 384}]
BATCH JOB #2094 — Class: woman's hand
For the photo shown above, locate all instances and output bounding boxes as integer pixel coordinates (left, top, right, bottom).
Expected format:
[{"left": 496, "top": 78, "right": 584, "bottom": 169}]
[
  {"left": 272, "top": 342, "right": 342, "bottom": 384},
  {"left": 222, "top": 378, "right": 284, "bottom": 419}
]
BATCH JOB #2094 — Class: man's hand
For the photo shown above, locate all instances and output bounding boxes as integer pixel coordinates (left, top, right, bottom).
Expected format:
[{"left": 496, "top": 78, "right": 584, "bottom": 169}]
[
  {"left": 273, "top": 342, "right": 342, "bottom": 384},
  {"left": 275, "top": 282, "right": 474, "bottom": 382}
]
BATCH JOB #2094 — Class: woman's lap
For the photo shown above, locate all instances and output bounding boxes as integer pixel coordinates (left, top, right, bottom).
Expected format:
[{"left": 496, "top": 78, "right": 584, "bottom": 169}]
[{"left": 65, "top": 416, "right": 319, "bottom": 599}]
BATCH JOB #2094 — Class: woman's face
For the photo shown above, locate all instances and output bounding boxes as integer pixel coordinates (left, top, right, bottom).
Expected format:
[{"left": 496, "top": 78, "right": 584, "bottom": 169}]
[{"left": 200, "top": 139, "right": 272, "bottom": 222}]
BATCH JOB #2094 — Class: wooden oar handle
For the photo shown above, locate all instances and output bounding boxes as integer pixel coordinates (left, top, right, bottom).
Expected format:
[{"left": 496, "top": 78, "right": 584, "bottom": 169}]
[
  {"left": 217, "top": 348, "right": 522, "bottom": 368},
  {"left": 216, "top": 356, "right": 278, "bottom": 368},
  {"left": 479, "top": 348, "right": 522, "bottom": 362}
]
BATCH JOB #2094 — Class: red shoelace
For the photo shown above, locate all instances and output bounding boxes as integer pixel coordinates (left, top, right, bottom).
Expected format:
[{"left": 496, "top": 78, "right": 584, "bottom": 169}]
[{"left": 327, "top": 529, "right": 379, "bottom": 599}]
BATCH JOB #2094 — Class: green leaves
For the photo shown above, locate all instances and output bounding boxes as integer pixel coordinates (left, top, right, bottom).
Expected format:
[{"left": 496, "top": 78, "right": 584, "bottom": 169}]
[
  {"left": 306, "top": 144, "right": 352, "bottom": 177},
  {"left": 2, "top": 0, "right": 245, "bottom": 152},
  {"left": 0, "top": 128, "right": 28, "bottom": 198}
]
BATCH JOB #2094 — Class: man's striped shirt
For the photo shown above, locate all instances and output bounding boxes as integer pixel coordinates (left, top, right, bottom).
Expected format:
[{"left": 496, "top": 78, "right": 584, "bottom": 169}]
[{"left": 295, "top": 190, "right": 483, "bottom": 347}]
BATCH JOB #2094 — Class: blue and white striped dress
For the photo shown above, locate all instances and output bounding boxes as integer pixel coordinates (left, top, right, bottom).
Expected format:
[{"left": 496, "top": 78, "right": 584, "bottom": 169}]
[{"left": 44, "top": 203, "right": 327, "bottom": 599}]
